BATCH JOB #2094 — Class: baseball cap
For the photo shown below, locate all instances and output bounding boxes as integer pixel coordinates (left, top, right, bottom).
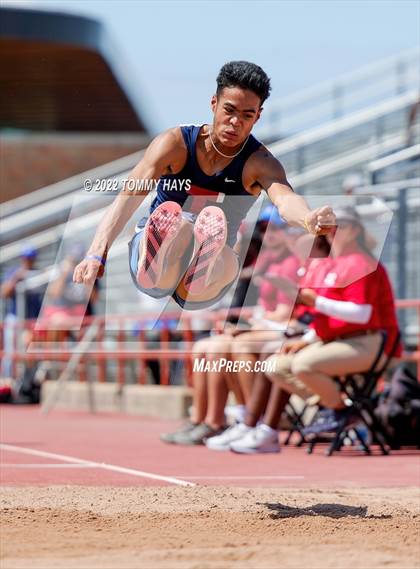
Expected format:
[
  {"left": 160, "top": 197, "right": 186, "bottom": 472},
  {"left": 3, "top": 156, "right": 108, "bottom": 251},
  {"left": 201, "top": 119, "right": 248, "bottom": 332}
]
[
  {"left": 20, "top": 244, "right": 38, "bottom": 259},
  {"left": 258, "top": 205, "right": 287, "bottom": 228},
  {"left": 334, "top": 206, "right": 363, "bottom": 226},
  {"left": 342, "top": 174, "right": 364, "bottom": 191}
]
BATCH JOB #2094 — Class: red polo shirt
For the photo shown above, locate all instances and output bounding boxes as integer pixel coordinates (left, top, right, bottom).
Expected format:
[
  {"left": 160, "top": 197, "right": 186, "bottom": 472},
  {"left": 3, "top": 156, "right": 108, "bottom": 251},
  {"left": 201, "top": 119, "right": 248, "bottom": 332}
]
[
  {"left": 293, "top": 257, "right": 332, "bottom": 319},
  {"left": 314, "top": 252, "right": 381, "bottom": 340},
  {"left": 312, "top": 252, "right": 400, "bottom": 354},
  {"left": 259, "top": 255, "right": 301, "bottom": 311}
]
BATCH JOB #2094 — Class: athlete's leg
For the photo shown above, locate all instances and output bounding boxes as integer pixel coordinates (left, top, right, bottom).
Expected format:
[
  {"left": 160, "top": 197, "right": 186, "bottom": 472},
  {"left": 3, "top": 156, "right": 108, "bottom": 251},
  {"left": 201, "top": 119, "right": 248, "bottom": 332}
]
[
  {"left": 139, "top": 218, "right": 193, "bottom": 290},
  {"left": 129, "top": 202, "right": 195, "bottom": 298},
  {"left": 174, "top": 206, "right": 239, "bottom": 307},
  {"left": 174, "top": 244, "right": 239, "bottom": 304},
  {"left": 183, "top": 206, "right": 227, "bottom": 294}
]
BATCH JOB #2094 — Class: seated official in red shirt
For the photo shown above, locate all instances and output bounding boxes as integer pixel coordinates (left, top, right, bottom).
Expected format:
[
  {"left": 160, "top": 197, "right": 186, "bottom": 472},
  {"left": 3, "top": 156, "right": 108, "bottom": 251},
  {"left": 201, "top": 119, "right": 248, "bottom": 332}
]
[{"left": 265, "top": 206, "right": 401, "bottom": 434}]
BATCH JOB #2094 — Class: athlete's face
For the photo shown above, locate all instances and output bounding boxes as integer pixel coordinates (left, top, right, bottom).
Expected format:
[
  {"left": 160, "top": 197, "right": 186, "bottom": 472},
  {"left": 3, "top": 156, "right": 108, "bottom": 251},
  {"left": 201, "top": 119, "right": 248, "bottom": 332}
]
[{"left": 211, "top": 87, "right": 262, "bottom": 147}]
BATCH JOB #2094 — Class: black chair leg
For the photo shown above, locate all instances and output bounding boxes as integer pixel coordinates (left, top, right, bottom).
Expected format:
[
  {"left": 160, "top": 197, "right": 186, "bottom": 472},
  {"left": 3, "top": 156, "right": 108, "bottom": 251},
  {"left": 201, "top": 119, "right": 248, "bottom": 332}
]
[
  {"left": 307, "top": 439, "right": 316, "bottom": 454},
  {"left": 284, "top": 403, "right": 309, "bottom": 447},
  {"left": 358, "top": 408, "right": 390, "bottom": 455},
  {"left": 296, "top": 433, "right": 306, "bottom": 447},
  {"left": 326, "top": 426, "right": 346, "bottom": 456},
  {"left": 284, "top": 425, "right": 294, "bottom": 446}
]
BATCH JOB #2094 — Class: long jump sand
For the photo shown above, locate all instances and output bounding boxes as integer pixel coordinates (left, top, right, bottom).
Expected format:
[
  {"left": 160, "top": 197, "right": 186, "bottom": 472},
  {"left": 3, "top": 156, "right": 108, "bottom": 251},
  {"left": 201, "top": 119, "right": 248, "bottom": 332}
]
[{"left": 1, "top": 486, "right": 419, "bottom": 568}]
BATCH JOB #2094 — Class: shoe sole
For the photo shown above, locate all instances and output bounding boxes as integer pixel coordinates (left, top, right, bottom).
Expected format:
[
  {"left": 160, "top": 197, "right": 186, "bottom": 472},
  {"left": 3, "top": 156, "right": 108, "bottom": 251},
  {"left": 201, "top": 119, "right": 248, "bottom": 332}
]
[
  {"left": 160, "top": 435, "right": 177, "bottom": 444},
  {"left": 230, "top": 444, "right": 280, "bottom": 454},
  {"left": 137, "top": 202, "right": 182, "bottom": 289},
  {"left": 172, "top": 439, "right": 206, "bottom": 446},
  {"left": 205, "top": 442, "right": 231, "bottom": 451},
  {"left": 160, "top": 431, "right": 195, "bottom": 444},
  {"left": 183, "top": 206, "right": 227, "bottom": 294},
  {"left": 206, "top": 433, "right": 252, "bottom": 451}
]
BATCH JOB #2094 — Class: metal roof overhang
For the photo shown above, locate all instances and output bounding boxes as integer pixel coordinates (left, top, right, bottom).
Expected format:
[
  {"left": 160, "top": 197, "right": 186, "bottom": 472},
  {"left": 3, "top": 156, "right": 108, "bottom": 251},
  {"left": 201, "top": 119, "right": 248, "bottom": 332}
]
[{"left": 0, "top": 6, "right": 152, "bottom": 132}]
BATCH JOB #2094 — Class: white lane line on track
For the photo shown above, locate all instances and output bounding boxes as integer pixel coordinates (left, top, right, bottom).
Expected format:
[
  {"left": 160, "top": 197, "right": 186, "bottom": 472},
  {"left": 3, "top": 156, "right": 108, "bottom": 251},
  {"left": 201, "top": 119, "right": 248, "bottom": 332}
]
[
  {"left": 173, "top": 476, "right": 305, "bottom": 480},
  {"left": 0, "top": 444, "right": 195, "bottom": 487},
  {"left": 1, "top": 463, "right": 98, "bottom": 468}
]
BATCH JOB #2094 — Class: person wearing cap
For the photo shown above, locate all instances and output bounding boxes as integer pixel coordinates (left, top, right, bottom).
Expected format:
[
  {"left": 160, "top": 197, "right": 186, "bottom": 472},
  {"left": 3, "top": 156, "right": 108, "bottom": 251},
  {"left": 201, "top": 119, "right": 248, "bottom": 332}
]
[
  {"left": 0, "top": 245, "right": 42, "bottom": 378},
  {"left": 42, "top": 244, "right": 100, "bottom": 330},
  {"left": 261, "top": 206, "right": 401, "bottom": 438},
  {"left": 1, "top": 246, "right": 40, "bottom": 317},
  {"left": 230, "top": 204, "right": 291, "bottom": 308}
]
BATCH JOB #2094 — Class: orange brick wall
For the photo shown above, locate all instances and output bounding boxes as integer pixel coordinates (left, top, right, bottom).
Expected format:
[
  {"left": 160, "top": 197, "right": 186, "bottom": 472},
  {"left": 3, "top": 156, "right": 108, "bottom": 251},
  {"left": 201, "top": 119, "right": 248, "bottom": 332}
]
[{"left": 0, "top": 133, "right": 150, "bottom": 202}]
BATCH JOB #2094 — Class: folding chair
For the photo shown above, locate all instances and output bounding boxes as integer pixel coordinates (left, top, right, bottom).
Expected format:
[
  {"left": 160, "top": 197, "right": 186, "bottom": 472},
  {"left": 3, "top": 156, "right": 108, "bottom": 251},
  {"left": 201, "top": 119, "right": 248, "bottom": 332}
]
[
  {"left": 284, "top": 400, "right": 308, "bottom": 446},
  {"left": 306, "top": 330, "right": 401, "bottom": 456},
  {"left": 283, "top": 396, "right": 320, "bottom": 447}
]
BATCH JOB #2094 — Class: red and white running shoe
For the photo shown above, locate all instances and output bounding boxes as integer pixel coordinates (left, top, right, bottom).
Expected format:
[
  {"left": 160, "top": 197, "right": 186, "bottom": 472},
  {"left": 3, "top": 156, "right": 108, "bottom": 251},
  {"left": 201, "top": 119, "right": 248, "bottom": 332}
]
[
  {"left": 137, "top": 201, "right": 182, "bottom": 289},
  {"left": 183, "top": 206, "right": 227, "bottom": 294}
]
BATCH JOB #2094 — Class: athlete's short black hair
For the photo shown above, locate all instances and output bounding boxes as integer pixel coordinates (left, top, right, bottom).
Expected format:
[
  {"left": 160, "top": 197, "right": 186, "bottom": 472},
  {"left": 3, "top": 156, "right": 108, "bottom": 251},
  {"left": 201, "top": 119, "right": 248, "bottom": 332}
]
[{"left": 216, "top": 61, "right": 271, "bottom": 105}]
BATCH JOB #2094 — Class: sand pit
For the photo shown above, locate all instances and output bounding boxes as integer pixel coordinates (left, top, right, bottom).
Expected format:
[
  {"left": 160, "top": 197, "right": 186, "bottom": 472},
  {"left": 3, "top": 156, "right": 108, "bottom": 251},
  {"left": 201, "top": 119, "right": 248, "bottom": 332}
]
[{"left": 1, "top": 486, "right": 419, "bottom": 568}]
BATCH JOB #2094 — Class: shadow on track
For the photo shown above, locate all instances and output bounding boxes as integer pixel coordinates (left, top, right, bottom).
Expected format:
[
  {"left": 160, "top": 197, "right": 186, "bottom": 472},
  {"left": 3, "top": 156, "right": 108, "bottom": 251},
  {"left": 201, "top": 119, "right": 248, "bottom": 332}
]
[{"left": 259, "top": 502, "right": 392, "bottom": 520}]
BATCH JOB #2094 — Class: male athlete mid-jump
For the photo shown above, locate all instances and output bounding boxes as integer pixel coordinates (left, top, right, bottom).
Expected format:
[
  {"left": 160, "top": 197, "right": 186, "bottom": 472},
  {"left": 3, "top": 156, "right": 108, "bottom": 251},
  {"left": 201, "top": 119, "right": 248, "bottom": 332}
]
[{"left": 73, "top": 61, "right": 336, "bottom": 310}]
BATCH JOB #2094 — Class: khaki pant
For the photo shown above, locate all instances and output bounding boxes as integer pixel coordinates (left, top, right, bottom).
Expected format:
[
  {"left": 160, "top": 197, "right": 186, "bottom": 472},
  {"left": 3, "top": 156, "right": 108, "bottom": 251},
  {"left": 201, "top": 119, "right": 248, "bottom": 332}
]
[{"left": 265, "top": 333, "right": 385, "bottom": 408}]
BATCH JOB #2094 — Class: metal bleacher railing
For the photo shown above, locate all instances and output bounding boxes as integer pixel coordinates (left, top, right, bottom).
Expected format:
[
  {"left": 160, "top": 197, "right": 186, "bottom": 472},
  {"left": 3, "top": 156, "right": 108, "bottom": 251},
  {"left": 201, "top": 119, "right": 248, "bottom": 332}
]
[
  {"left": 1, "top": 90, "right": 417, "bottom": 264},
  {"left": 368, "top": 144, "right": 420, "bottom": 184},
  {"left": 271, "top": 91, "right": 418, "bottom": 195},
  {"left": 255, "top": 47, "right": 419, "bottom": 141}
]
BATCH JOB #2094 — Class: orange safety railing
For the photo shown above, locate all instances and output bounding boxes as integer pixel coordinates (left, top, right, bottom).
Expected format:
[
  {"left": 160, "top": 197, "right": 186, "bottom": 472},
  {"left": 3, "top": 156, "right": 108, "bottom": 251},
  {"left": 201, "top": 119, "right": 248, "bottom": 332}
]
[
  {"left": 1, "top": 300, "right": 419, "bottom": 384},
  {"left": 0, "top": 310, "right": 243, "bottom": 387}
]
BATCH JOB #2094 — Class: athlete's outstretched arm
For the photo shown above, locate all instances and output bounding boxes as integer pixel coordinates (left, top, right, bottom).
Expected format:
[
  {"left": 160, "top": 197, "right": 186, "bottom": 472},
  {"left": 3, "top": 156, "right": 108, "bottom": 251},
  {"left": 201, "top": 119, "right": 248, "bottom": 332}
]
[
  {"left": 73, "top": 129, "right": 185, "bottom": 285},
  {"left": 251, "top": 148, "right": 336, "bottom": 234}
]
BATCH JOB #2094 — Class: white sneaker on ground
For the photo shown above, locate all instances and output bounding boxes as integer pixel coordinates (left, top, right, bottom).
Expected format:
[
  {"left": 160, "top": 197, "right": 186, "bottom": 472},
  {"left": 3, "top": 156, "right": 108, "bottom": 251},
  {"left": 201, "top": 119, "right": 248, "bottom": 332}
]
[
  {"left": 230, "top": 424, "right": 280, "bottom": 454},
  {"left": 206, "top": 422, "right": 252, "bottom": 451}
]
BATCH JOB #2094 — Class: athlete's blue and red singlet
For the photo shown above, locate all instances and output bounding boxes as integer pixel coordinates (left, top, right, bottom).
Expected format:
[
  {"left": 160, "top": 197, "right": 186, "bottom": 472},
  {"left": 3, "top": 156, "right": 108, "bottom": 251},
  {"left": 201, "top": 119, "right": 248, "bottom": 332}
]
[{"left": 150, "top": 124, "right": 262, "bottom": 246}]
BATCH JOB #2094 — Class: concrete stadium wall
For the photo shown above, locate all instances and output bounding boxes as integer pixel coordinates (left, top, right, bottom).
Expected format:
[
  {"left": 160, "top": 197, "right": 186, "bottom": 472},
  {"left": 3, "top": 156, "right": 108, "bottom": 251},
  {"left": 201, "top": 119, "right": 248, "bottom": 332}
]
[
  {"left": 1, "top": 132, "right": 150, "bottom": 202},
  {"left": 41, "top": 381, "right": 193, "bottom": 420}
]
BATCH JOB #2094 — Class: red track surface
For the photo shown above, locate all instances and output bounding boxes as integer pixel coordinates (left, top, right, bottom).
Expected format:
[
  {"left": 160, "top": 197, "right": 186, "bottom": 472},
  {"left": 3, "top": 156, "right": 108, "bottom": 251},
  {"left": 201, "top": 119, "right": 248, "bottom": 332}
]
[{"left": 1, "top": 406, "right": 419, "bottom": 488}]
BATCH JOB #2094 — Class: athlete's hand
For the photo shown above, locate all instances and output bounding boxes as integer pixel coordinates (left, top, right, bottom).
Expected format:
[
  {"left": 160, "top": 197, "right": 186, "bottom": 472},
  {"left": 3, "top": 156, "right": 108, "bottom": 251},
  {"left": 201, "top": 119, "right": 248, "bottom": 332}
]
[
  {"left": 304, "top": 206, "right": 336, "bottom": 235},
  {"left": 73, "top": 258, "right": 105, "bottom": 285}
]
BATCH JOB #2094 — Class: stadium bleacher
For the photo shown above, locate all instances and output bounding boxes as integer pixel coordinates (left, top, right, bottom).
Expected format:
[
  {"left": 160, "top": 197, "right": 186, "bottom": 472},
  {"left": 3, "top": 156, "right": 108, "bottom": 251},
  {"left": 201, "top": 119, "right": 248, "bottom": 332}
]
[{"left": 1, "top": 48, "right": 419, "bottom": 383}]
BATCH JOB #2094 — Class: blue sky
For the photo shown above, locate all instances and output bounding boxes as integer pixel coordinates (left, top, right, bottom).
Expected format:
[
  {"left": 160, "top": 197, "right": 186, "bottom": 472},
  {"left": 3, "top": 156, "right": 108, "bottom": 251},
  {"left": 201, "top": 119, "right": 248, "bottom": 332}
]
[{"left": 7, "top": 0, "right": 420, "bottom": 131}]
